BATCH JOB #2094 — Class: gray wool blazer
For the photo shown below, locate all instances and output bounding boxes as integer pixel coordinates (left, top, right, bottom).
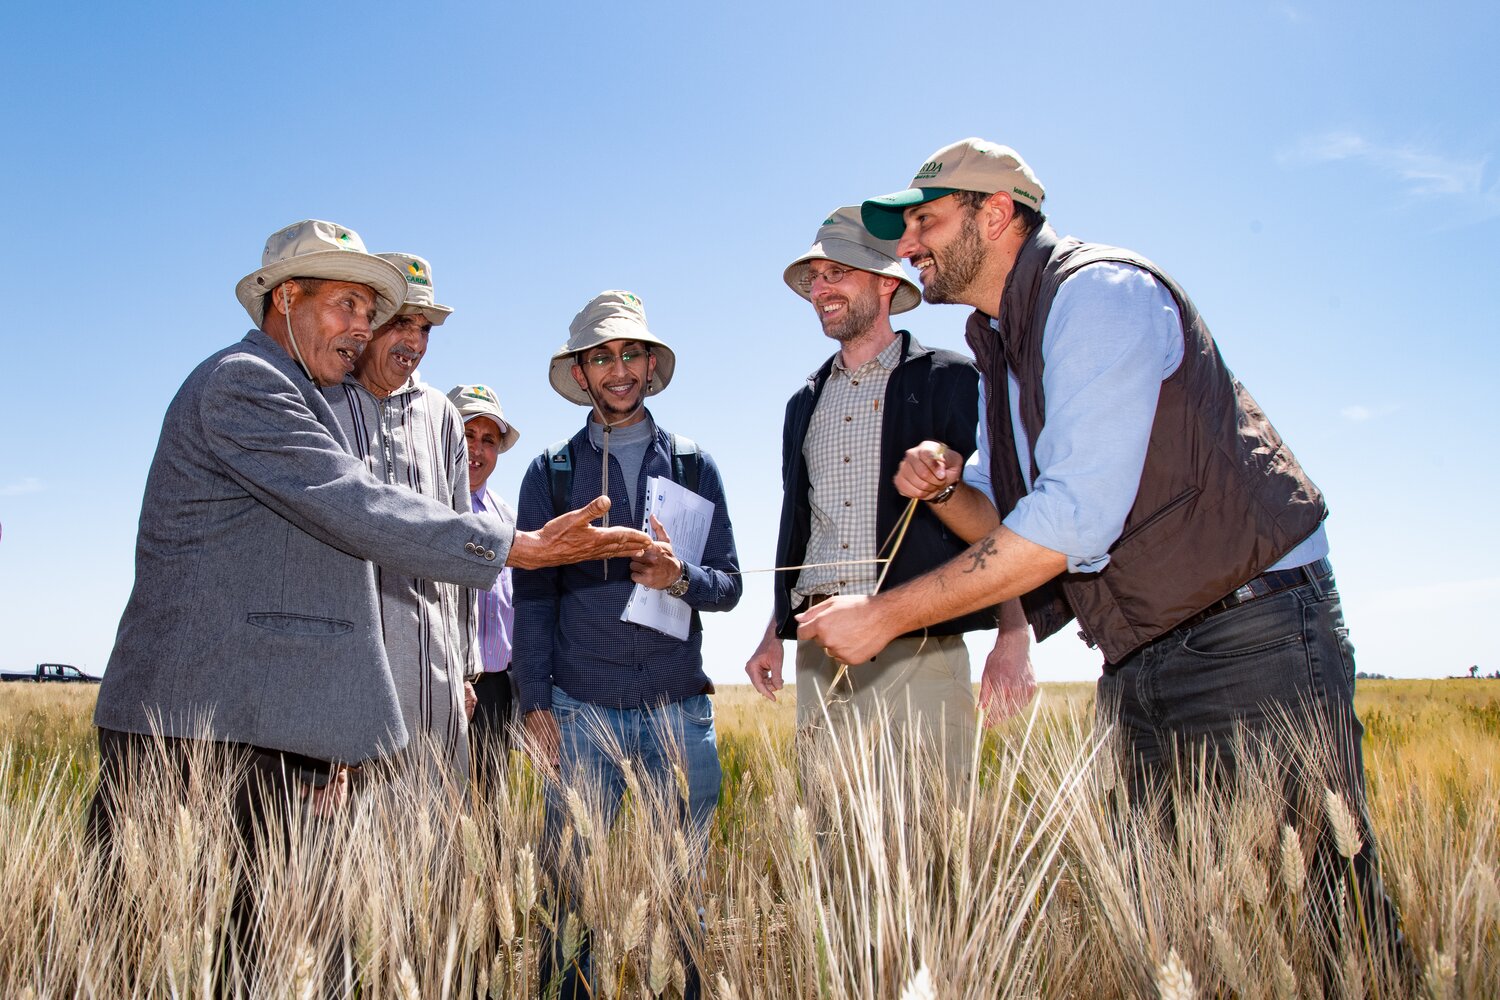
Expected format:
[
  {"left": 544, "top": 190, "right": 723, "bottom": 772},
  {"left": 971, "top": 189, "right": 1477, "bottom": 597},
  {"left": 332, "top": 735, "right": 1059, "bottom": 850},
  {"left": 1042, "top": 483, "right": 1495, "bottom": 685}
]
[{"left": 94, "top": 330, "right": 510, "bottom": 764}]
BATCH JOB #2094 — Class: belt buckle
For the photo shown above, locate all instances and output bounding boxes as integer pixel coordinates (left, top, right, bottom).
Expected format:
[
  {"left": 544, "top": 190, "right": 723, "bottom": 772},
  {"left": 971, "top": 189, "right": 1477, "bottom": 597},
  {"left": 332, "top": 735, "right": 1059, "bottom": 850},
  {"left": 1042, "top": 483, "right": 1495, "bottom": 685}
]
[{"left": 1233, "top": 584, "right": 1256, "bottom": 603}]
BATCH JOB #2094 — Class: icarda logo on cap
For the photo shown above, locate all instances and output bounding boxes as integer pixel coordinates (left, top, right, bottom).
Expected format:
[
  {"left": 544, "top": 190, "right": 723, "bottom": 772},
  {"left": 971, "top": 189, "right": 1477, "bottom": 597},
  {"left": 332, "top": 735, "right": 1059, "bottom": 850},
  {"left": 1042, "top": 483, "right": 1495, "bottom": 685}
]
[{"left": 404, "top": 260, "right": 431, "bottom": 287}]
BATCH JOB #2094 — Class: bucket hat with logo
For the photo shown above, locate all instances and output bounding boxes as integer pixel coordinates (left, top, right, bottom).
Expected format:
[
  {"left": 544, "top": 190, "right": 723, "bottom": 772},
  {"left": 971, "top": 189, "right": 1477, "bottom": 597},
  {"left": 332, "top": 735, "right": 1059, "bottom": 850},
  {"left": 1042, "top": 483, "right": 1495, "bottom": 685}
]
[
  {"left": 447, "top": 383, "right": 520, "bottom": 453},
  {"left": 235, "top": 220, "right": 409, "bottom": 328},
  {"left": 547, "top": 290, "right": 676, "bottom": 405},
  {"left": 378, "top": 253, "right": 453, "bottom": 326}
]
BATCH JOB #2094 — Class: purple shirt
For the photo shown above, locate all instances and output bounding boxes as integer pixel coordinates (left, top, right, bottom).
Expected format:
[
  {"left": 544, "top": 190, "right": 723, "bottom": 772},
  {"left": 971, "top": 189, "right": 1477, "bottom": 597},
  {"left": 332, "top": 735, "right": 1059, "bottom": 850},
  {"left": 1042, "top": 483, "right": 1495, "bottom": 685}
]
[{"left": 472, "top": 487, "right": 515, "bottom": 672}]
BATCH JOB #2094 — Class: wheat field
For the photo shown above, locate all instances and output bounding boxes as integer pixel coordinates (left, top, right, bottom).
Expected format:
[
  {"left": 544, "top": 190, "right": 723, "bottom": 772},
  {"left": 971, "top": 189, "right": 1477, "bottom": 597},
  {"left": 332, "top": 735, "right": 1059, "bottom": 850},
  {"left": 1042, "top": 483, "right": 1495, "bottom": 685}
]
[{"left": 0, "top": 680, "right": 1495, "bottom": 998}]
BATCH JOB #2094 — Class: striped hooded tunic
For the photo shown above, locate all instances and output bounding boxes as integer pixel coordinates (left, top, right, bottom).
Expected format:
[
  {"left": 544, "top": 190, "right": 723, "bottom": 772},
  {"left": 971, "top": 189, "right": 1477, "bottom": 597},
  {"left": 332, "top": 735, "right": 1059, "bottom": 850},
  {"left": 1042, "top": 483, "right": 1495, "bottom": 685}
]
[{"left": 325, "top": 375, "right": 479, "bottom": 780}]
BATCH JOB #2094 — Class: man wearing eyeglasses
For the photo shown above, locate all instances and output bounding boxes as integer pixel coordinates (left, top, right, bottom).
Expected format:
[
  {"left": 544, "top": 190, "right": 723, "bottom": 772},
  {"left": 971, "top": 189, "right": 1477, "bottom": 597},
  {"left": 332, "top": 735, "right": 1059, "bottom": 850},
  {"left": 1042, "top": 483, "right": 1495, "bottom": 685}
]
[
  {"left": 324, "top": 252, "right": 483, "bottom": 784},
  {"left": 744, "top": 207, "right": 1031, "bottom": 782},
  {"left": 512, "top": 290, "right": 740, "bottom": 1000}
]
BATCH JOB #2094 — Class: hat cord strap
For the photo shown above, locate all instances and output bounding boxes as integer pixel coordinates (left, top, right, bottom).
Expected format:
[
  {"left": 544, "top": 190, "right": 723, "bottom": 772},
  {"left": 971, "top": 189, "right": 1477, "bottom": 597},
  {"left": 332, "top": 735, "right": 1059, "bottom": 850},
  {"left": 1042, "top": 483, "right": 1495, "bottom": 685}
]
[{"left": 283, "top": 294, "right": 316, "bottom": 384}]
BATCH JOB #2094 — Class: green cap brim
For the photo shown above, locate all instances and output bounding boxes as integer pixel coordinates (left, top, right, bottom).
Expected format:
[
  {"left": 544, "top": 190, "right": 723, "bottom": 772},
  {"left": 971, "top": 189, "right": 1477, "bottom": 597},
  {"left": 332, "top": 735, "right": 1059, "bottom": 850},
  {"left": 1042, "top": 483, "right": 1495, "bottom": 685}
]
[{"left": 860, "top": 187, "right": 958, "bottom": 240}]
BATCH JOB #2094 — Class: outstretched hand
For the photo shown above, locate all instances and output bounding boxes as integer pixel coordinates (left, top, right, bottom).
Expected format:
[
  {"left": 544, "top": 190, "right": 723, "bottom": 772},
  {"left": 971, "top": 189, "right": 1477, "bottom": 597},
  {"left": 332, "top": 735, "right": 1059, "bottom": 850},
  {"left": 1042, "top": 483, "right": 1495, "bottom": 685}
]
[{"left": 508, "top": 496, "right": 650, "bottom": 569}]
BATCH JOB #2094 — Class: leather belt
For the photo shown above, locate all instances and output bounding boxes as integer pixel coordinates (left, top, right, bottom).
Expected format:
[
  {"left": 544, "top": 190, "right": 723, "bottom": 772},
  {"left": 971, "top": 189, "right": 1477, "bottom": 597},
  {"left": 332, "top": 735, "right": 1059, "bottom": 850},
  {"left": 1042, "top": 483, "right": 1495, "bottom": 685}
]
[
  {"left": 1173, "top": 557, "right": 1333, "bottom": 634},
  {"left": 804, "top": 593, "right": 835, "bottom": 608}
]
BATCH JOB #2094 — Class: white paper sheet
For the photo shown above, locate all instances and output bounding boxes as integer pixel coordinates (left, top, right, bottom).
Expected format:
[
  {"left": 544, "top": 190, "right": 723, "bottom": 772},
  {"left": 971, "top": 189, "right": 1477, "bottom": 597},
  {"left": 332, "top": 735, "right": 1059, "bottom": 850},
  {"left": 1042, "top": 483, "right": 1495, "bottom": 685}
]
[{"left": 621, "top": 475, "right": 713, "bottom": 640}]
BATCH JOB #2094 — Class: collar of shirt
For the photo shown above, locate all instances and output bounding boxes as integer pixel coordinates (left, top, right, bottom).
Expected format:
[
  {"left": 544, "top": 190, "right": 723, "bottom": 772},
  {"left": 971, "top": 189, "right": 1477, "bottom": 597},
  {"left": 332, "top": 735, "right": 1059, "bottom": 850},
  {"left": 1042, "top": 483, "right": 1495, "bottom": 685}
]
[
  {"left": 340, "top": 373, "right": 424, "bottom": 400},
  {"left": 832, "top": 333, "right": 907, "bottom": 378}
]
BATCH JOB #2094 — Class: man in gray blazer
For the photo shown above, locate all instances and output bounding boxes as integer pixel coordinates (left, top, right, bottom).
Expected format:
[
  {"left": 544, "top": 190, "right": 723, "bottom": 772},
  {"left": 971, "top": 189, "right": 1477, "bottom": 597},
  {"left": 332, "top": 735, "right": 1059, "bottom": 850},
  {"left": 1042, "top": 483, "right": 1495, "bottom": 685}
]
[{"left": 89, "top": 220, "right": 647, "bottom": 838}]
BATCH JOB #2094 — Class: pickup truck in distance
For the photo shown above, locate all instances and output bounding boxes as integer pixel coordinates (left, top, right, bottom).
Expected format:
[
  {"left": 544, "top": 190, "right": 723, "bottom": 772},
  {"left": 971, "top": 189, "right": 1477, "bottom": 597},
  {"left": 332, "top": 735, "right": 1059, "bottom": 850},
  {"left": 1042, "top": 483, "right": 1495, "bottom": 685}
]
[{"left": 1, "top": 663, "right": 101, "bottom": 683}]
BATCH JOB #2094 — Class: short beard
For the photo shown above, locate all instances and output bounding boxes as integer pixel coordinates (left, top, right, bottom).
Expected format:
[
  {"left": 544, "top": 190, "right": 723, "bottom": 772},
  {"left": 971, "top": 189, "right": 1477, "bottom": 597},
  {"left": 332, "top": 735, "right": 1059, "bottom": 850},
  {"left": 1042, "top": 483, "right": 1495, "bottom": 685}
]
[
  {"left": 922, "top": 211, "right": 985, "bottom": 305},
  {"left": 818, "top": 285, "right": 881, "bottom": 343}
]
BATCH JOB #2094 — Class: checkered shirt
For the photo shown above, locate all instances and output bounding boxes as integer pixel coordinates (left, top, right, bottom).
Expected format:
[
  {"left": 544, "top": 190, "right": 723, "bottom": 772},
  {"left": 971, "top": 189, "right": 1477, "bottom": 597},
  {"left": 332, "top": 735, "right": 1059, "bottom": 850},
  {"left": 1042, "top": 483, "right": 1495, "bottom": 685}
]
[{"left": 794, "top": 335, "right": 909, "bottom": 599}]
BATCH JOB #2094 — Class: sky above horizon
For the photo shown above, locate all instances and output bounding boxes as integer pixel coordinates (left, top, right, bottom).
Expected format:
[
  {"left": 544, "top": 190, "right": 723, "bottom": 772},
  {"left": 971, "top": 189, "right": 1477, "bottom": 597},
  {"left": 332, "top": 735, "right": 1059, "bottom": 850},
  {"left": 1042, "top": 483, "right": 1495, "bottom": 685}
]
[{"left": 2, "top": 1, "right": 1497, "bottom": 688}]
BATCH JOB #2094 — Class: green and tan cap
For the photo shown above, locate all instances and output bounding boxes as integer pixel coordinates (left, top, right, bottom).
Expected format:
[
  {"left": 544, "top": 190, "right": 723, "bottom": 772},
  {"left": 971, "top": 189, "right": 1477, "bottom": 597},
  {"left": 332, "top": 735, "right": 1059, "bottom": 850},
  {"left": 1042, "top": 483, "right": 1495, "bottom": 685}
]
[
  {"left": 235, "top": 220, "right": 409, "bottom": 328},
  {"left": 861, "top": 139, "right": 1045, "bottom": 241},
  {"left": 378, "top": 253, "right": 453, "bottom": 326},
  {"left": 447, "top": 383, "right": 520, "bottom": 453},
  {"left": 547, "top": 290, "right": 676, "bottom": 405},
  {"left": 783, "top": 205, "right": 921, "bottom": 315}
]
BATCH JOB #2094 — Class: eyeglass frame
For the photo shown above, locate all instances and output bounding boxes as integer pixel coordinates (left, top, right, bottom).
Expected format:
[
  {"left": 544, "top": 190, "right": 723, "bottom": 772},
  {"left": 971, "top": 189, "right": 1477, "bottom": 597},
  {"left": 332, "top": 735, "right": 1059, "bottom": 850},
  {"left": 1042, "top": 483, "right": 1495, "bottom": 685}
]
[
  {"left": 575, "top": 344, "right": 654, "bottom": 370},
  {"left": 793, "top": 261, "right": 867, "bottom": 294}
]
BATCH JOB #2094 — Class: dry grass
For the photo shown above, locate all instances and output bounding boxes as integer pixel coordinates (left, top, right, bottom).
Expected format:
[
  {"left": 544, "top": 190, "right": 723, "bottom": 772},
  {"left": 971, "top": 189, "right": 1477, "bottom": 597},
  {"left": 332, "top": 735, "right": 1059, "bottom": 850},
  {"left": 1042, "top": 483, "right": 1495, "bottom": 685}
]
[{"left": 0, "top": 679, "right": 1496, "bottom": 997}]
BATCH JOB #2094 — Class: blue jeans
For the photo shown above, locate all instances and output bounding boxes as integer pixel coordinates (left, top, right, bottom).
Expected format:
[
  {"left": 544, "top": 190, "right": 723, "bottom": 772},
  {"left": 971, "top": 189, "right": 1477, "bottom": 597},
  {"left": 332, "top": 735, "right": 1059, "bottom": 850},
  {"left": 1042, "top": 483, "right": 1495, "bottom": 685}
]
[
  {"left": 1097, "top": 565, "right": 1409, "bottom": 970},
  {"left": 539, "top": 686, "right": 721, "bottom": 1000}
]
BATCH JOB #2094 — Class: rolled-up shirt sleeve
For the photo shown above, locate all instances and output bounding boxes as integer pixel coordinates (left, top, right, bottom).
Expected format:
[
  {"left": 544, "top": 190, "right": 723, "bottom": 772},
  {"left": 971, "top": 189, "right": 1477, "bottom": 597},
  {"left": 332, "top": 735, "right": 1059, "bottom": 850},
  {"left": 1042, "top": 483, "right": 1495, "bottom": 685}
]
[
  {"left": 961, "top": 388, "right": 997, "bottom": 506},
  {"left": 1000, "top": 262, "right": 1184, "bottom": 574}
]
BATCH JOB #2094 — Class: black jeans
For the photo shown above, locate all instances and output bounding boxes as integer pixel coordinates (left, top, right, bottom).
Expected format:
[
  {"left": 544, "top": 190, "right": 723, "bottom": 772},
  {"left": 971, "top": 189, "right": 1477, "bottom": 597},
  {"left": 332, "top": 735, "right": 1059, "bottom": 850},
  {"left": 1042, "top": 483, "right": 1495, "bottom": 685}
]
[{"left": 1097, "top": 566, "right": 1410, "bottom": 973}]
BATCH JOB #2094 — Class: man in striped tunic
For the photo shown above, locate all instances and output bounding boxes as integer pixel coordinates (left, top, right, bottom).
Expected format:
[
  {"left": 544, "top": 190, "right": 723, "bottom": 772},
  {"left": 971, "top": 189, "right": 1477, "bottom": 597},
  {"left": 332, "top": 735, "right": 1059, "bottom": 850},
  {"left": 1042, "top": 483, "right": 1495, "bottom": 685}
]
[{"left": 324, "top": 252, "right": 478, "bottom": 783}]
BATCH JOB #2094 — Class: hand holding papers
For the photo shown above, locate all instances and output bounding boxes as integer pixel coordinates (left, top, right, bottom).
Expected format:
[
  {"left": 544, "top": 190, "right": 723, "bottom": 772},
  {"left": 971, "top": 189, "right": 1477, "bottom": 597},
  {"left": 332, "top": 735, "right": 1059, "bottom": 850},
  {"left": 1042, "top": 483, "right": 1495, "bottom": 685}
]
[{"left": 623, "top": 475, "right": 713, "bottom": 639}]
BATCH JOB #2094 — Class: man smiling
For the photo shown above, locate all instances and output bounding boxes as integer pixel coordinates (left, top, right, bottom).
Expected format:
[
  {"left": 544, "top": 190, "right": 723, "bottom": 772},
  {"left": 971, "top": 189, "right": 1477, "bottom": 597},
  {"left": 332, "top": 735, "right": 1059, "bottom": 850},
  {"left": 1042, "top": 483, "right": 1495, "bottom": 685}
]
[
  {"left": 513, "top": 290, "right": 740, "bottom": 999},
  {"left": 325, "top": 252, "right": 482, "bottom": 783},
  {"left": 745, "top": 206, "right": 1024, "bottom": 784}
]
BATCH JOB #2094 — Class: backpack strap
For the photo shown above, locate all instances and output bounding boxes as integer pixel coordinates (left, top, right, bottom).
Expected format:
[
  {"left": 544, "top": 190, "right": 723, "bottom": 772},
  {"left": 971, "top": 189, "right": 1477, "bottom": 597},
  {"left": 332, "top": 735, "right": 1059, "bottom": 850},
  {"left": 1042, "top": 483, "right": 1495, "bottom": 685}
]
[
  {"left": 669, "top": 432, "right": 701, "bottom": 494},
  {"left": 545, "top": 439, "right": 573, "bottom": 516}
]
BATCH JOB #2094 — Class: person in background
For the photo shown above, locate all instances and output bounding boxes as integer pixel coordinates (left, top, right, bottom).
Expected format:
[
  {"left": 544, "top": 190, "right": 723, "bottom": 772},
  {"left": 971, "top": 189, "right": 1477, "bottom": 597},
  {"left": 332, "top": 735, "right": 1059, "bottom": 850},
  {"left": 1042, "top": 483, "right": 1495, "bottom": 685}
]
[
  {"left": 448, "top": 382, "right": 522, "bottom": 789},
  {"left": 325, "top": 252, "right": 479, "bottom": 783}
]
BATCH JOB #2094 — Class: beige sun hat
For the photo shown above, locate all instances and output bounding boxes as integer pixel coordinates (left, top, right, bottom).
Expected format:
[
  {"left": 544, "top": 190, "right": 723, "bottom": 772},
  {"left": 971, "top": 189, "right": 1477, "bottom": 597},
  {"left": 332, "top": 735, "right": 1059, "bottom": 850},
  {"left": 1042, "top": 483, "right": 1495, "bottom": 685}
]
[
  {"left": 379, "top": 252, "right": 453, "bottom": 326},
  {"left": 783, "top": 205, "right": 921, "bottom": 315},
  {"left": 235, "top": 220, "right": 409, "bottom": 329},
  {"left": 547, "top": 290, "right": 676, "bottom": 405},
  {"left": 447, "top": 383, "right": 520, "bottom": 453},
  {"left": 862, "top": 139, "right": 1045, "bottom": 241}
]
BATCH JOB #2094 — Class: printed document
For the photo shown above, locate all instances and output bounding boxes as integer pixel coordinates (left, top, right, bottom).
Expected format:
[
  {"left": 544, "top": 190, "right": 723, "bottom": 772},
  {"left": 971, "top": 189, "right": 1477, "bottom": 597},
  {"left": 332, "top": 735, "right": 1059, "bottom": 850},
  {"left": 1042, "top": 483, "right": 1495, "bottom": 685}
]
[{"left": 622, "top": 475, "right": 712, "bottom": 640}]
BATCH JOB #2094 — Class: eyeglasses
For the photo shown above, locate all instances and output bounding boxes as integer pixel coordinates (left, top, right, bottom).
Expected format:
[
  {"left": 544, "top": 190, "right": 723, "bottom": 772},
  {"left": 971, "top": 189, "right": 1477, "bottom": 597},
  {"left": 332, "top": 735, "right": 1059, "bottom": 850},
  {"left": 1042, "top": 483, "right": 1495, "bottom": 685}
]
[
  {"left": 795, "top": 264, "right": 857, "bottom": 293},
  {"left": 582, "top": 348, "right": 650, "bottom": 369}
]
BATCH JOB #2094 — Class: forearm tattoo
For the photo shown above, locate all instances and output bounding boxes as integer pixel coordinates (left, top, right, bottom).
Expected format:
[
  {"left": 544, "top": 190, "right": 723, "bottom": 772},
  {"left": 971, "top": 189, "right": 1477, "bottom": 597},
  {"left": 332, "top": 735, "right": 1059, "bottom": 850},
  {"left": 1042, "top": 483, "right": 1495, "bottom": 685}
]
[{"left": 964, "top": 536, "right": 998, "bottom": 574}]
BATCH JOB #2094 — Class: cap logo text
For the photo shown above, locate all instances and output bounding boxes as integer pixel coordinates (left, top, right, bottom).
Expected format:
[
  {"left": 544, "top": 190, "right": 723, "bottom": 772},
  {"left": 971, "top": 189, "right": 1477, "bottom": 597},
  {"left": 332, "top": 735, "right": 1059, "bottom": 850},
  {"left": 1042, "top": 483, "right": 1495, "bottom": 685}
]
[{"left": 914, "top": 160, "right": 944, "bottom": 180}]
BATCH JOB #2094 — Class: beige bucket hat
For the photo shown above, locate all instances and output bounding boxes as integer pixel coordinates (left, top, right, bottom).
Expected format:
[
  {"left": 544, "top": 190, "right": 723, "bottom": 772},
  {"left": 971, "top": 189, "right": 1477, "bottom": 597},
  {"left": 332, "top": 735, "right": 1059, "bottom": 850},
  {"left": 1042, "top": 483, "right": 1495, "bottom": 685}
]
[
  {"left": 548, "top": 290, "right": 676, "bottom": 405},
  {"left": 783, "top": 205, "right": 921, "bottom": 315},
  {"left": 447, "top": 383, "right": 520, "bottom": 453},
  {"left": 379, "top": 252, "right": 453, "bottom": 326},
  {"left": 862, "top": 139, "right": 1045, "bottom": 241},
  {"left": 235, "top": 220, "right": 409, "bottom": 329}
]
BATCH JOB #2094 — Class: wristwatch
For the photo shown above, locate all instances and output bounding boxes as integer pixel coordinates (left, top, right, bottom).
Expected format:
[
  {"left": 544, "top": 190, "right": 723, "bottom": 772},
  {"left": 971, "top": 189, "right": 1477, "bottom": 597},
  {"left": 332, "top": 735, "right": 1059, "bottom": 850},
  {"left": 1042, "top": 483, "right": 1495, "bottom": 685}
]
[{"left": 666, "top": 564, "right": 691, "bottom": 598}]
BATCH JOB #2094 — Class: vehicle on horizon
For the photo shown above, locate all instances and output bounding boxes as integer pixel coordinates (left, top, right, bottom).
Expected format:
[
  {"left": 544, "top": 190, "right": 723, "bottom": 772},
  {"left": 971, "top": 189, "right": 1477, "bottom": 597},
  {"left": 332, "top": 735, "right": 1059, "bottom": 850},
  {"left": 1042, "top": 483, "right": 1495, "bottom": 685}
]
[{"left": 1, "top": 663, "right": 101, "bottom": 683}]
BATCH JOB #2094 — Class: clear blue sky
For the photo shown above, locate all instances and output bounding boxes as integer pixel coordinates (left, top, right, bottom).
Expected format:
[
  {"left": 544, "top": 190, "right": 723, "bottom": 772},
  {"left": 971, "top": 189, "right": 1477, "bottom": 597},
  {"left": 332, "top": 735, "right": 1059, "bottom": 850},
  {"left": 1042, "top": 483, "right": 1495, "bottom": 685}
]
[{"left": 3, "top": 1, "right": 1496, "bottom": 685}]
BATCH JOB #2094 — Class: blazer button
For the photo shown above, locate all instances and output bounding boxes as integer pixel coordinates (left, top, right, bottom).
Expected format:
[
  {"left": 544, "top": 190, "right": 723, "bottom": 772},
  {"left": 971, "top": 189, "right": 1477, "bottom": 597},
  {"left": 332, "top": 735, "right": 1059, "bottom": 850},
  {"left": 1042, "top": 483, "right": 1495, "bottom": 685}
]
[
  {"left": 464, "top": 542, "right": 477, "bottom": 553},
  {"left": 485, "top": 550, "right": 496, "bottom": 560}
]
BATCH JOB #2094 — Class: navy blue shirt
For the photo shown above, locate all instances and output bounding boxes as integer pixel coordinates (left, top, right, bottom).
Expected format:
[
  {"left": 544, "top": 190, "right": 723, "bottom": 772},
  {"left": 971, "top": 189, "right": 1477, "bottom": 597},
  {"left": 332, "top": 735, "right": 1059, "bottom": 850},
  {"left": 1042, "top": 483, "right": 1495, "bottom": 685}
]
[{"left": 511, "top": 413, "right": 741, "bottom": 714}]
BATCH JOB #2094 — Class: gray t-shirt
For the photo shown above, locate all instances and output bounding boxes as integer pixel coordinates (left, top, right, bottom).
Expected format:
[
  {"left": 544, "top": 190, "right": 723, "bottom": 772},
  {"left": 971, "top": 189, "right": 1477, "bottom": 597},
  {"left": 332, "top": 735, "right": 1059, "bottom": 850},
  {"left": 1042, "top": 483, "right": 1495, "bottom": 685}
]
[{"left": 588, "top": 418, "right": 654, "bottom": 518}]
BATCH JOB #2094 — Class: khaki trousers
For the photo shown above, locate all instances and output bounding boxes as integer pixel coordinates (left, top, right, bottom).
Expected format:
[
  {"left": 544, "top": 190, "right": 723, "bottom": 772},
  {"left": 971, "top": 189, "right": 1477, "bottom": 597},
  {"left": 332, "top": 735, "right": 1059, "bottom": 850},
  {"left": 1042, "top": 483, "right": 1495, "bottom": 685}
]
[{"left": 795, "top": 633, "right": 976, "bottom": 784}]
